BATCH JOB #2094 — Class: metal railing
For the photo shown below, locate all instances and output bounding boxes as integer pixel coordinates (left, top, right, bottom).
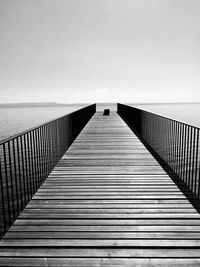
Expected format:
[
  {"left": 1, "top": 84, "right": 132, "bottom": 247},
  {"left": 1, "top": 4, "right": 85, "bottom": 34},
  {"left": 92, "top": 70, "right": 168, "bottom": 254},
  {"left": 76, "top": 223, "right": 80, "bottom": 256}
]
[
  {"left": 0, "top": 104, "right": 96, "bottom": 237},
  {"left": 118, "top": 103, "right": 200, "bottom": 200}
]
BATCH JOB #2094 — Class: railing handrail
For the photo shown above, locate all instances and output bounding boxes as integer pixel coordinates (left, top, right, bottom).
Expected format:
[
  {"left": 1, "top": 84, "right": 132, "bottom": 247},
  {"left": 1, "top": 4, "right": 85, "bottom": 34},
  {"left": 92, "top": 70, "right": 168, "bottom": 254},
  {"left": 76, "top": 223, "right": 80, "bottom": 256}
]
[
  {"left": 120, "top": 104, "right": 200, "bottom": 130},
  {"left": 0, "top": 104, "right": 94, "bottom": 145}
]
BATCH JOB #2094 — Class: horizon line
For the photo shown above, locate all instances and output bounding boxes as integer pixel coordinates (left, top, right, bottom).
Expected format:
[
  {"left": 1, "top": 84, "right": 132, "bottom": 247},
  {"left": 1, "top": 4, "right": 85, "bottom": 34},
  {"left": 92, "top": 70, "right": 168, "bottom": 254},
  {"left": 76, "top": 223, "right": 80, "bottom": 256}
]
[{"left": 0, "top": 101, "right": 200, "bottom": 106}]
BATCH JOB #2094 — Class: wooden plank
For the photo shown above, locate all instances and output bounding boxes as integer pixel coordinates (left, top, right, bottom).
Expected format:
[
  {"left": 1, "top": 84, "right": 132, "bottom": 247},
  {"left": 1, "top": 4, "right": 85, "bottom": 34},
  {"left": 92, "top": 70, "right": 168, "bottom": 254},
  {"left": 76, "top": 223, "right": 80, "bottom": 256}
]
[
  {"left": 13, "top": 219, "right": 200, "bottom": 226},
  {"left": 26, "top": 203, "right": 194, "bottom": 209},
  {"left": 19, "top": 213, "right": 200, "bottom": 219},
  {"left": 5, "top": 231, "right": 200, "bottom": 239},
  {"left": 1, "top": 258, "right": 200, "bottom": 267},
  {"left": 9, "top": 225, "right": 200, "bottom": 232},
  {"left": 19, "top": 208, "right": 197, "bottom": 214},
  {"left": 30, "top": 199, "right": 193, "bottom": 203},
  {"left": 30, "top": 194, "right": 191, "bottom": 199},
  {"left": 2, "top": 239, "right": 200, "bottom": 247},
  {"left": 1, "top": 248, "right": 200, "bottom": 257},
  {"left": 36, "top": 192, "right": 186, "bottom": 196},
  {"left": 38, "top": 188, "right": 181, "bottom": 191}
]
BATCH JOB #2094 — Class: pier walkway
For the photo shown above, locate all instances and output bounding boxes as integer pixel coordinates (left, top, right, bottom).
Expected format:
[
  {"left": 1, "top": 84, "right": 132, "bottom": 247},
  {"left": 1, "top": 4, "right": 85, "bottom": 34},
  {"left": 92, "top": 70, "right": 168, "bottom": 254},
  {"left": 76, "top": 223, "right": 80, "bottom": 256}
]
[{"left": 1, "top": 111, "right": 200, "bottom": 266}]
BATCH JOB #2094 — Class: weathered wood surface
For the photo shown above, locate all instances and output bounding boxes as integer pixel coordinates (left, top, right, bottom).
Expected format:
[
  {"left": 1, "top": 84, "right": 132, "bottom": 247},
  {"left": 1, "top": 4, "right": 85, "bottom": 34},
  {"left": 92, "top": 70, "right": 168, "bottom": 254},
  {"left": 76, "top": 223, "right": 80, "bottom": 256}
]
[{"left": 1, "top": 111, "right": 200, "bottom": 266}]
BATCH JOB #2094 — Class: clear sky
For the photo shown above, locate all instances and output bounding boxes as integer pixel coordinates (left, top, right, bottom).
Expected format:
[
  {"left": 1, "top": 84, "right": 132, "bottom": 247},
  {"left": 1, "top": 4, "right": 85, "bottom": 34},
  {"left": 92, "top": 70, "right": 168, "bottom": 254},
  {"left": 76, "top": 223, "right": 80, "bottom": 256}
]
[{"left": 0, "top": 0, "right": 199, "bottom": 103}]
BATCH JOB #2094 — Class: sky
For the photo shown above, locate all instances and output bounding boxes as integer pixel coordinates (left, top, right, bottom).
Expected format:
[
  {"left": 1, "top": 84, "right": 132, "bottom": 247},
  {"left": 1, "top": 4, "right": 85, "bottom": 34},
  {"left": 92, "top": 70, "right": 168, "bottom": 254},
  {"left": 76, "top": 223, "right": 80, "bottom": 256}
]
[{"left": 0, "top": 0, "right": 199, "bottom": 103}]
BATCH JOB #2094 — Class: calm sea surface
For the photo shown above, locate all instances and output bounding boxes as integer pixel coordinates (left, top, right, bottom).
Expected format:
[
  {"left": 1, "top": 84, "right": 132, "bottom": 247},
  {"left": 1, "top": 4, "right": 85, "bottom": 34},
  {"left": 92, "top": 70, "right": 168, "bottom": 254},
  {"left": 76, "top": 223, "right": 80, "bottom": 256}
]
[
  {"left": 0, "top": 105, "right": 87, "bottom": 141},
  {"left": 0, "top": 103, "right": 200, "bottom": 141},
  {"left": 133, "top": 103, "right": 200, "bottom": 128}
]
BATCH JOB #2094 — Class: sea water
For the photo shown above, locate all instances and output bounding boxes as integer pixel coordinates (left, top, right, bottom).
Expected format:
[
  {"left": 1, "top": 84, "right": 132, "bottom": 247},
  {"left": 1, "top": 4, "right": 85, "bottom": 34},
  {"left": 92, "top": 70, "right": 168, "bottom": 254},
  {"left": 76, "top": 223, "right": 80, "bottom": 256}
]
[
  {"left": 0, "top": 105, "right": 87, "bottom": 141},
  {"left": 0, "top": 103, "right": 199, "bottom": 141}
]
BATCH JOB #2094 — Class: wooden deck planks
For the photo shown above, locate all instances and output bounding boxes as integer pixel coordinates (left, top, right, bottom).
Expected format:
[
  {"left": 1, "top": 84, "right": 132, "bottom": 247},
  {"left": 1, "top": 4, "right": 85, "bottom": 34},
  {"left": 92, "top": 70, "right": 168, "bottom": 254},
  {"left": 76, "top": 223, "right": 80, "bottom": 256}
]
[{"left": 1, "top": 111, "right": 200, "bottom": 266}]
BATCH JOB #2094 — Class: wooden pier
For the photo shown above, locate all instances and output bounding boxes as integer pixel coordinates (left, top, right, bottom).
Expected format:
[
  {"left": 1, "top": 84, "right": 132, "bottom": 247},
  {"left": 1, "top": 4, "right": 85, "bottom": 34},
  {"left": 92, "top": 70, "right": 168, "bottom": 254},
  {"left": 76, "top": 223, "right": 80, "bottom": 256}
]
[{"left": 1, "top": 111, "right": 200, "bottom": 266}]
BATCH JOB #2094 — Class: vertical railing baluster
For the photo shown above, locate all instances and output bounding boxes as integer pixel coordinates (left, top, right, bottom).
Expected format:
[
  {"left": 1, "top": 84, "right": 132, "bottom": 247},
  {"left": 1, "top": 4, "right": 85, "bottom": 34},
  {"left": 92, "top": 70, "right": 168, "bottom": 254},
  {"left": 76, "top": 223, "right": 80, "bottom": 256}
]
[
  {"left": 174, "top": 121, "right": 178, "bottom": 174},
  {"left": 177, "top": 122, "right": 182, "bottom": 177},
  {"left": 16, "top": 137, "right": 23, "bottom": 210},
  {"left": 38, "top": 127, "right": 43, "bottom": 185},
  {"left": 166, "top": 119, "right": 169, "bottom": 165},
  {"left": 182, "top": 125, "right": 187, "bottom": 183},
  {"left": 28, "top": 131, "right": 35, "bottom": 194},
  {"left": 36, "top": 128, "right": 42, "bottom": 186},
  {"left": 23, "top": 134, "right": 31, "bottom": 200},
  {"left": 43, "top": 125, "right": 48, "bottom": 177},
  {"left": 185, "top": 126, "right": 190, "bottom": 187},
  {"left": 30, "top": 131, "right": 36, "bottom": 193},
  {"left": 188, "top": 127, "right": 193, "bottom": 191},
  {"left": 33, "top": 129, "right": 39, "bottom": 188},
  {"left": 169, "top": 120, "right": 172, "bottom": 167},
  {"left": 0, "top": 157, "right": 6, "bottom": 235},
  {"left": 20, "top": 135, "right": 27, "bottom": 205},
  {"left": 41, "top": 126, "right": 45, "bottom": 181},
  {"left": 46, "top": 124, "right": 51, "bottom": 174},
  {"left": 193, "top": 129, "right": 199, "bottom": 195},
  {"left": 170, "top": 120, "right": 174, "bottom": 170},
  {"left": 12, "top": 139, "right": 19, "bottom": 216},
  {"left": 49, "top": 123, "right": 53, "bottom": 170},
  {"left": 53, "top": 122, "right": 56, "bottom": 166},
  {"left": 7, "top": 141, "right": 15, "bottom": 221},
  {"left": 56, "top": 120, "right": 59, "bottom": 161},
  {"left": 3, "top": 144, "right": 11, "bottom": 225},
  {"left": 175, "top": 121, "right": 178, "bottom": 172},
  {"left": 197, "top": 130, "right": 200, "bottom": 198},
  {"left": 180, "top": 123, "right": 184, "bottom": 180}
]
